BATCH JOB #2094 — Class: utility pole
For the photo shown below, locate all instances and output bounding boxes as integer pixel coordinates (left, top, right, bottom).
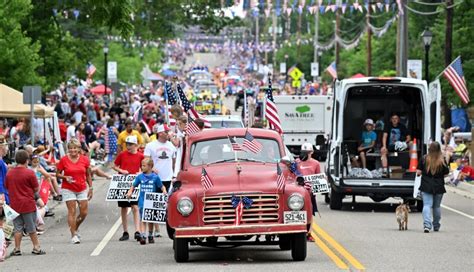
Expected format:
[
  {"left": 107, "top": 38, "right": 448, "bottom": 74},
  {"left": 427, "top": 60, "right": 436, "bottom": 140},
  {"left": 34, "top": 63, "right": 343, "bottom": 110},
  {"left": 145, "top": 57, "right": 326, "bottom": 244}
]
[
  {"left": 296, "top": 6, "right": 302, "bottom": 59},
  {"left": 366, "top": 1, "right": 372, "bottom": 76},
  {"left": 335, "top": 9, "right": 341, "bottom": 68},
  {"left": 396, "top": 0, "right": 408, "bottom": 77},
  {"left": 255, "top": 10, "right": 260, "bottom": 72},
  {"left": 444, "top": 0, "right": 454, "bottom": 128},
  {"left": 313, "top": 7, "right": 319, "bottom": 82},
  {"left": 272, "top": 8, "right": 277, "bottom": 79}
]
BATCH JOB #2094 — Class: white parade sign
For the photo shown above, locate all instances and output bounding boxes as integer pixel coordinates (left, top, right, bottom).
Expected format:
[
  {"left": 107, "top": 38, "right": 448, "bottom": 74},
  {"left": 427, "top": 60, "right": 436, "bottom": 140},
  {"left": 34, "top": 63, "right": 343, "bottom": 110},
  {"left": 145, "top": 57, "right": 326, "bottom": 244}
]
[
  {"left": 311, "top": 62, "right": 319, "bottom": 77},
  {"left": 141, "top": 192, "right": 168, "bottom": 224},
  {"left": 105, "top": 174, "right": 139, "bottom": 201},
  {"left": 303, "top": 173, "right": 329, "bottom": 194}
]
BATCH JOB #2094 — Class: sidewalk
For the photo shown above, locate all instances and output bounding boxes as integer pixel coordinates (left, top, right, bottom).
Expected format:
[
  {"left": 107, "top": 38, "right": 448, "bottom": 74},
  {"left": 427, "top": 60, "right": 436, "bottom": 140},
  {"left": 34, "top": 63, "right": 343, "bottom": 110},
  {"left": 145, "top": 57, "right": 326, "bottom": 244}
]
[{"left": 446, "top": 181, "right": 474, "bottom": 200}]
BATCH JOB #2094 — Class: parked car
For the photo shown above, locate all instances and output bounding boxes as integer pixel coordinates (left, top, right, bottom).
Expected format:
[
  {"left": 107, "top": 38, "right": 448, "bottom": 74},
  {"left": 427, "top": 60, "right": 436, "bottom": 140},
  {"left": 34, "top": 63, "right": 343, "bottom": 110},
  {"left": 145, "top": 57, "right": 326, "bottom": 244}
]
[{"left": 167, "top": 128, "right": 312, "bottom": 262}]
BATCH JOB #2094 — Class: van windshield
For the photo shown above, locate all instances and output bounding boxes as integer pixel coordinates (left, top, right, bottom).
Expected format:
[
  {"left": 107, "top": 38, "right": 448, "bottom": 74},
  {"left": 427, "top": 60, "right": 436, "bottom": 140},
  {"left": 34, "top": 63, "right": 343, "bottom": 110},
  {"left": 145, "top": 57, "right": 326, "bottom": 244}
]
[{"left": 190, "top": 137, "right": 281, "bottom": 166}]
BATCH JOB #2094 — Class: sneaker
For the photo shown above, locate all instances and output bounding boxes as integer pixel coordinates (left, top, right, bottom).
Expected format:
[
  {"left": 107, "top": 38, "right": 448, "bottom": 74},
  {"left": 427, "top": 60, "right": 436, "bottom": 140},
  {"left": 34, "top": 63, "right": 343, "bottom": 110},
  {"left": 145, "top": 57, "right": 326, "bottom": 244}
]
[
  {"left": 434, "top": 228, "right": 440, "bottom": 232},
  {"left": 139, "top": 237, "right": 146, "bottom": 245},
  {"left": 307, "top": 234, "right": 315, "bottom": 242},
  {"left": 119, "top": 232, "right": 129, "bottom": 241},
  {"left": 154, "top": 231, "right": 162, "bottom": 238},
  {"left": 44, "top": 211, "right": 55, "bottom": 217},
  {"left": 148, "top": 236, "right": 155, "bottom": 244},
  {"left": 71, "top": 235, "right": 81, "bottom": 244},
  {"left": 134, "top": 231, "right": 141, "bottom": 241},
  {"left": 424, "top": 228, "right": 430, "bottom": 233}
]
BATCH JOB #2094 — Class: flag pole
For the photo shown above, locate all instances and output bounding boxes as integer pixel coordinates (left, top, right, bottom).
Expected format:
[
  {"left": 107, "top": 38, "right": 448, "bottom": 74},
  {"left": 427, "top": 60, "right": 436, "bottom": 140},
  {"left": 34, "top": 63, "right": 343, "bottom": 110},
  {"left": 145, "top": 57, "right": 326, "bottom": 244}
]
[
  {"left": 164, "top": 81, "right": 171, "bottom": 127},
  {"left": 243, "top": 88, "right": 248, "bottom": 127},
  {"left": 434, "top": 55, "right": 461, "bottom": 81}
]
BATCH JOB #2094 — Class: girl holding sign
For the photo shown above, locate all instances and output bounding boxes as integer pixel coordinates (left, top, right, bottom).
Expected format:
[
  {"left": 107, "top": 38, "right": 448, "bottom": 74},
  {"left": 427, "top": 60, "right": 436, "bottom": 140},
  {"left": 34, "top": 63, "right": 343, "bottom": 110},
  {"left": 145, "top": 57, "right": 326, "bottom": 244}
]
[
  {"left": 296, "top": 143, "right": 321, "bottom": 242},
  {"left": 126, "top": 158, "right": 166, "bottom": 245}
]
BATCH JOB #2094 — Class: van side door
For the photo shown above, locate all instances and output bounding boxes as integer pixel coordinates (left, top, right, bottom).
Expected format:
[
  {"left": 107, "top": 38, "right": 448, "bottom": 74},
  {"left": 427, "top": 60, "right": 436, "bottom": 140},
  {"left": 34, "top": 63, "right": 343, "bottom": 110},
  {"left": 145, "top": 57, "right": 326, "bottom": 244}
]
[{"left": 428, "top": 79, "right": 442, "bottom": 143}]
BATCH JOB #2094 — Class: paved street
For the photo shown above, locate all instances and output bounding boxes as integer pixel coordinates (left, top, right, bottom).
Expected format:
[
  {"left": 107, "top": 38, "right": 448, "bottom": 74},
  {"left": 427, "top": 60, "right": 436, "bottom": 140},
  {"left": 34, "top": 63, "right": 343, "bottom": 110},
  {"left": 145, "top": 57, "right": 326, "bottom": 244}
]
[{"left": 2, "top": 173, "right": 473, "bottom": 271}]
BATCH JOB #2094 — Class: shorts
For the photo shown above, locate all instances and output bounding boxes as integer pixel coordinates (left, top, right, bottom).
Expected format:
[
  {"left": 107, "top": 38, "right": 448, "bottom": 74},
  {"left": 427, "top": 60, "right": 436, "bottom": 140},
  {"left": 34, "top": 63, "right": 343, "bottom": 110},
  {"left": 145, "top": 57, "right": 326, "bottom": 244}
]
[
  {"left": 118, "top": 201, "right": 138, "bottom": 208},
  {"left": 62, "top": 188, "right": 88, "bottom": 202},
  {"left": 13, "top": 211, "right": 37, "bottom": 234}
]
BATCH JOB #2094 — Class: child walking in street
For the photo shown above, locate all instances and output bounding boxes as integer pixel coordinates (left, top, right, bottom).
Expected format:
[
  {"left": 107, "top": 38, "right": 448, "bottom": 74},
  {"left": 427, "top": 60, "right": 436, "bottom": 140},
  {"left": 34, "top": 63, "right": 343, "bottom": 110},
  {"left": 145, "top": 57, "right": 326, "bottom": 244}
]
[
  {"left": 113, "top": 136, "right": 144, "bottom": 242},
  {"left": 126, "top": 158, "right": 166, "bottom": 245}
]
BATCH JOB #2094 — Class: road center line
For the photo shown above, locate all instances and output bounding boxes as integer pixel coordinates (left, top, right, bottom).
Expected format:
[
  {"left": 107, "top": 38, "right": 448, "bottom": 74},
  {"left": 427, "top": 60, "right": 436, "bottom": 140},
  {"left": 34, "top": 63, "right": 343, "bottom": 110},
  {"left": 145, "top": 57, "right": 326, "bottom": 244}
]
[
  {"left": 310, "top": 231, "right": 349, "bottom": 270},
  {"left": 312, "top": 223, "right": 366, "bottom": 271},
  {"left": 441, "top": 204, "right": 474, "bottom": 220},
  {"left": 90, "top": 210, "right": 130, "bottom": 256}
]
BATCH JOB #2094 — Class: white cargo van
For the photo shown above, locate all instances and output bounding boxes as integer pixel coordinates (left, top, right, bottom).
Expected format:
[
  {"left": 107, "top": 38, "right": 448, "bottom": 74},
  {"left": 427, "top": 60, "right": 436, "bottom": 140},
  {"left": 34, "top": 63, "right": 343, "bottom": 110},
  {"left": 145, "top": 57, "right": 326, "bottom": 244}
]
[
  {"left": 274, "top": 95, "right": 333, "bottom": 160},
  {"left": 326, "top": 77, "right": 441, "bottom": 210}
]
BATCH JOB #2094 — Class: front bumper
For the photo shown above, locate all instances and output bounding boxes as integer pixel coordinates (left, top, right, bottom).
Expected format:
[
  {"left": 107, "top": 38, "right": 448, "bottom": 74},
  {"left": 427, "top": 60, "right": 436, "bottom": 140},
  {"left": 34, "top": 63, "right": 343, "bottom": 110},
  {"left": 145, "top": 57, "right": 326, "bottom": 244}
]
[{"left": 175, "top": 223, "right": 307, "bottom": 238}]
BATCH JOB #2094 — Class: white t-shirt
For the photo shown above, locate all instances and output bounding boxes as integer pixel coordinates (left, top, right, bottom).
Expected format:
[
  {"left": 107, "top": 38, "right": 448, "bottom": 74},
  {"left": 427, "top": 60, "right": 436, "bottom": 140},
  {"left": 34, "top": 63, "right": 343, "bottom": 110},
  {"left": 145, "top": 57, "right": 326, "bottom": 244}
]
[
  {"left": 66, "top": 125, "right": 76, "bottom": 142},
  {"left": 173, "top": 129, "right": 185, "bottom": 178},
  {"left": 131, "top": 101, "right": 141, "bottom": 114},
  {"left": 144, "top": 140, "right": 177, "bottom": 181},
  {"left": 73, "top": 111, "right": 83, "bottom": 124}
]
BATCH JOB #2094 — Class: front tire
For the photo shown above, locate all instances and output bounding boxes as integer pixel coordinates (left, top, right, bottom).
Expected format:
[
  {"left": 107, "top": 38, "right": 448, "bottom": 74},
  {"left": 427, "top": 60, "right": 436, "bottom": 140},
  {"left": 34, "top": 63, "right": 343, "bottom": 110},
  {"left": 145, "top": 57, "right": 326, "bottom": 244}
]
[
  {"left": 278, "top": 234, "right": 291, "bottom": 250},
  {"left": 174, "top": 238, "right": 189, "bottom": 262},
  {"left": 166, "top": 221, "right": 175, "bottom": 240},
  {"left": 291, "top": 233, "right": 307, "bottom": 261},
  {"left": 329, "top": 189, "right": 343, "bottom": 210}
]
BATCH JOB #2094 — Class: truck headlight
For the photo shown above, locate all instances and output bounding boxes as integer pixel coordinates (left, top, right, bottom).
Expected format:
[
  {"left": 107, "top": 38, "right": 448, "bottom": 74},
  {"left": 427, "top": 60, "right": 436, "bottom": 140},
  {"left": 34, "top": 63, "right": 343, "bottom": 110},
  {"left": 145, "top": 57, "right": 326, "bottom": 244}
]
[
  {"left": 177, "top": 197, "right": 194, "bottom": 216},
  {"left": 287, "top": 193, "right": 304, "bottom": 211}
]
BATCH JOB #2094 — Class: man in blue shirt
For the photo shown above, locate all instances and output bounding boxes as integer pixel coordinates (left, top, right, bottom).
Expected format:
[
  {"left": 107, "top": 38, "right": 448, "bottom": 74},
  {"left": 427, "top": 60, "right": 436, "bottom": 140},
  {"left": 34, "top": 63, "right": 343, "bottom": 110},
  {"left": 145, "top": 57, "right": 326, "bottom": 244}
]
[{"left": 357, "top": 119, "right": 377, "bottom": 169}]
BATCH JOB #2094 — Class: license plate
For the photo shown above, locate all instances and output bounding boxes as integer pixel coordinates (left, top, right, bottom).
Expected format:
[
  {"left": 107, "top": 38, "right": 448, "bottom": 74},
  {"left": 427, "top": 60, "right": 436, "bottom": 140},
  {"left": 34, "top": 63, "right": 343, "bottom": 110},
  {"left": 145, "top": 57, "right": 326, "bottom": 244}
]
[{"left": 283, "top": 211, "right": 307, "bottom": 224}]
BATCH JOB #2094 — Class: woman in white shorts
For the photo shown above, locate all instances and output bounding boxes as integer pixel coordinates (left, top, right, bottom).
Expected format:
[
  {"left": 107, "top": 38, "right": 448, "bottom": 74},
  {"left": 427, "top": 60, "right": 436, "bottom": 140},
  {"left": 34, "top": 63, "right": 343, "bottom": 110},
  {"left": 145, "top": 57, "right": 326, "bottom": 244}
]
[{"left": 56, "top": 139, "right": 93, "bottom": 244}]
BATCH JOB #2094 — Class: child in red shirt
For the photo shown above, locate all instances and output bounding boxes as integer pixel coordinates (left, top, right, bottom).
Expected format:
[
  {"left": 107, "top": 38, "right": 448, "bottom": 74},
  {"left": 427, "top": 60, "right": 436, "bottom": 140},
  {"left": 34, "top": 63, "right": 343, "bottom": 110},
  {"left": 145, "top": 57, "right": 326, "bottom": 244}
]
[{"left": 113, "top": 135, "right": 144, "bottom": 241}]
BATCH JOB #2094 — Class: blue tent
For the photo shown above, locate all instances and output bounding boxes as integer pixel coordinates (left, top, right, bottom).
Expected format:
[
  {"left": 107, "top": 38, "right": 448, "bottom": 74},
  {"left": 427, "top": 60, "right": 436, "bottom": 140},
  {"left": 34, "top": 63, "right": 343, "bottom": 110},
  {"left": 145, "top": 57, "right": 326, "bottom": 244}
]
[{"left": 162, "top": 69, "right": 176, "bottom": 77}]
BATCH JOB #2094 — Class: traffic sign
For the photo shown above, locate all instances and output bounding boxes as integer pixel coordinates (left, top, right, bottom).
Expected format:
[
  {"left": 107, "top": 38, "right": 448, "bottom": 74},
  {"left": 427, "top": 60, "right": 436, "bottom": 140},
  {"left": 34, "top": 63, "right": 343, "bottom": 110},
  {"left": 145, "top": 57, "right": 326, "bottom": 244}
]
[
  {"left": 22, "top": 86, "right": 42, "bottom": 104},
  {"left": 289, "top": 67, "right": 303, "bottom": 80},
  {"left": 311, "top": 62, "right": 319, "bottom": 77},
  {"left": 292, "top": 80, "right": 301, "bottom": 88}
]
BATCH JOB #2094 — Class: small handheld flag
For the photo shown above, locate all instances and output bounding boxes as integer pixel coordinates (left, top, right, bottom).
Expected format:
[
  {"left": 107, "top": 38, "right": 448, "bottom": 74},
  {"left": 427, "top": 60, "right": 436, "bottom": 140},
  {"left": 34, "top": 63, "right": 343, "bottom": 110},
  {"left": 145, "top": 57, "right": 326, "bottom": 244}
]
[
  {"left": 201, "top": 168, "right": 213, "bottom": 191},
  {"left": 242, "top": 131, "right": 263, "bottom": 154}
]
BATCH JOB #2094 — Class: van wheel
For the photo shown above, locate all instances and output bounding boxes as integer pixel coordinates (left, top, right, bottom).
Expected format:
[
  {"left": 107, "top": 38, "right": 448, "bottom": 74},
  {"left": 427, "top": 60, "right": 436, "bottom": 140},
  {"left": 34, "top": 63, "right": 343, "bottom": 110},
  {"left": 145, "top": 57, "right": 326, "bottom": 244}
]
[
  {"left": 324, "top": 193, "right": 330, "bottom": 204},
  {"left": 291, "top": 233, "right": 307, "bottom": 261},
  {"left": 278, "top": 234, "right": 291, "bottom": 250},
  {"left": 329, "top": 190, "right": 343, "bottom": 210},
  {"left": 166, "top": 221, "right": 175, "bottom": 240},
  {"left": 174, "top": 238, "right": 189, "bottom": 262},
  {"left": 416, "top": 200, "right": 423, "bottom": 212}
]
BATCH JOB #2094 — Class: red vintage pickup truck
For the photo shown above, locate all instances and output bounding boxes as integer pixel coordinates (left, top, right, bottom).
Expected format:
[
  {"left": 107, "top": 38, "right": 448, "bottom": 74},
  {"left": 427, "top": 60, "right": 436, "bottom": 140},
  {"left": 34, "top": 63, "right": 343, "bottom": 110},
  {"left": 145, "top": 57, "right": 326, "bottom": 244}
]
[{"left": 167, "top": 128, "right": 312, "bottom": 262}]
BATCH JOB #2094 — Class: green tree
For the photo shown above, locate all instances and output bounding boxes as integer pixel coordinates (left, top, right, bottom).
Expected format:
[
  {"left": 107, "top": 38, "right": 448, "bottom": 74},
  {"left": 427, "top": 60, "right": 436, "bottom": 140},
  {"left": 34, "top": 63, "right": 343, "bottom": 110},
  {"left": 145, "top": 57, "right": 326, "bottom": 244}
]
[{"left": 0, "top": 0, "right": 45, "bottom": 90}]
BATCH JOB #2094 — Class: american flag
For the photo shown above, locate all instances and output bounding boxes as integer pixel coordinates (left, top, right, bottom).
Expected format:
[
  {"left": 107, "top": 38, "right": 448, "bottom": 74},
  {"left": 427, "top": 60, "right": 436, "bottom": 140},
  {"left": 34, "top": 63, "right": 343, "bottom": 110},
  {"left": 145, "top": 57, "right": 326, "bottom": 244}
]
[
  {"left": 132, "top": 105, "right": 142, "bottom": 123},
  {"left": 264, "top": 78, "right": 283, "bottom": 134},
  {"left": 164, "top": 82, "right": 177, "bottom": 126},
  {"left": 186, "top": 118, "right": 201, "bottom": 136},
  {"left": 325, "top": 61, "right": 337, "bottom": 80},
  {"left": 228, "top": 136, "right": 243, "bottom": 151},
  {"left": 177, "top": 83, "right": 211, "bottom": 127},
  {"left": 276, "top": 163, "right": 286, "bottom": 192},
  {"left": 201, "top": 168, "right": 213, "bottom": 191},
  {"left": 231, "top": 195, "right": 253, "bottom": 226},
  {"left": 242, "top": 131, "right": 263, "bottom": 153},
  {"left": 443, "top": 56, "right": 470, "bottom": 105},
  {"left": 86, "top": 63, "right": 96, "bottom": 77},
  {"left": 140, "top": 120, "right": 151, "bottom": 134}
]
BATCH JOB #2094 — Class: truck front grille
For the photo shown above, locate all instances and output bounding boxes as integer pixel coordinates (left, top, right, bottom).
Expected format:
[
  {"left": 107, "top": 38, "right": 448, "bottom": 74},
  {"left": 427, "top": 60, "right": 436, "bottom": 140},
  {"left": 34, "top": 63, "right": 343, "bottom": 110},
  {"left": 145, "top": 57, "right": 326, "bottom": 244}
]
[{"left": 202, "top": 194, "right": 279, "bottom": 225}]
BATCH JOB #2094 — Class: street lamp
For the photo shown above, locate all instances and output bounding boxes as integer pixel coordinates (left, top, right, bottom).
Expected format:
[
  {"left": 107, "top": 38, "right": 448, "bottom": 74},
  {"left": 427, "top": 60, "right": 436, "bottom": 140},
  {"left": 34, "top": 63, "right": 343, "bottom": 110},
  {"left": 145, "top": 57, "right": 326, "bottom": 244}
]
[
  {"left": 103, "top": 43, "right": 109, "bottom": 98},
  {"left": 421, "top": 28, "right": 433, "bottom": 83}
]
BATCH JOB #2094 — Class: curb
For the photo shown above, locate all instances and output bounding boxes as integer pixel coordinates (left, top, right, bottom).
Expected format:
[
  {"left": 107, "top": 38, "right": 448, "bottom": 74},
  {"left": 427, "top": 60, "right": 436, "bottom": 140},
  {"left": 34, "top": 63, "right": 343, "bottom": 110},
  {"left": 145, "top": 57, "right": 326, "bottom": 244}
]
[{"left": 446, "top": 183, "right": 474, "bottom": 200}]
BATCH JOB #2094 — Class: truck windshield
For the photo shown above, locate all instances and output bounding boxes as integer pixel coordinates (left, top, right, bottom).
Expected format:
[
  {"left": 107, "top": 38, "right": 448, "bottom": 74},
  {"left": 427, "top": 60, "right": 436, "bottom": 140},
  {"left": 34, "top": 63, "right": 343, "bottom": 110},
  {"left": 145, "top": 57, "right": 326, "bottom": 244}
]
[{"left": 190, "top": 137, "right": 281, "bottom": 166}]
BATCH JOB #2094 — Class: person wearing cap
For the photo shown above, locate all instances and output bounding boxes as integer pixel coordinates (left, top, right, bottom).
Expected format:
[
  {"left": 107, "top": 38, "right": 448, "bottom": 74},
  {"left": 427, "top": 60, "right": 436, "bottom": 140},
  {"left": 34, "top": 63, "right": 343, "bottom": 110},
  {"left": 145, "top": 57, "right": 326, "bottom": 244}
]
[
  {"left": 295, "top": 142, "right": 321, "bottom": 241},
  {"left": 356, "top": 119, "right": 377, "bottom": 169},
  {"left": 117, "top": 119, "right": 143, "bottom": 152},
  {"left": 113, "top": 135, "right": 144, "bottom": 242},
  {"left": 144, "top": 124, "right": 177, "bottom": 238}
]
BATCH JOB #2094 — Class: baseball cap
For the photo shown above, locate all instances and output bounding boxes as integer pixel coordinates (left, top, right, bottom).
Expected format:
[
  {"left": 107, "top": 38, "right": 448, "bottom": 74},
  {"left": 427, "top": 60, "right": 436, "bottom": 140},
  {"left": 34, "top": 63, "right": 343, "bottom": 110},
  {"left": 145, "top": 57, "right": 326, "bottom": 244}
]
[
  {"left": 156, "top": 124, "right": 170, "bottom": 133},
  {"left": 364, "top": 119, "right": 374, "bottom": 126},
  {"left": 125, "top": 135, "right": 138, "bottom": 145},
  {"left": 301, "top": 143, "right": 314, "bottom": 152}
]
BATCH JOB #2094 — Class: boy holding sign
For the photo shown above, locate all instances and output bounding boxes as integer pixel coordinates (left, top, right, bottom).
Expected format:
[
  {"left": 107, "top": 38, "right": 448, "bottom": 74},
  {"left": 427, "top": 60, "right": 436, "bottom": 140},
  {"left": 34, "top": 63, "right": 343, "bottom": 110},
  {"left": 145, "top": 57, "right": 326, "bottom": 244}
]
[
  {"left": 113, "top": 136, "right": 144, "bottom": 242},
  {"left": 126, "top": 158, "right": 166, "bottom": 245}
]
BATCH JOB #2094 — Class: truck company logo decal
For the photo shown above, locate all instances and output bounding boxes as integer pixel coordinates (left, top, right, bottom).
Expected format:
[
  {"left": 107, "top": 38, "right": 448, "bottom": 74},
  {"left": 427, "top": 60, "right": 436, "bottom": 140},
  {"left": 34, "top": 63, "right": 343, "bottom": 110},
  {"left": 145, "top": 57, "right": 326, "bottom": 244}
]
[
  {"left": 285, "top": 105, "right": 314, "bottom": 118},
  {"left": 296, "top": 105, "right": 311, "bottom": 113}
]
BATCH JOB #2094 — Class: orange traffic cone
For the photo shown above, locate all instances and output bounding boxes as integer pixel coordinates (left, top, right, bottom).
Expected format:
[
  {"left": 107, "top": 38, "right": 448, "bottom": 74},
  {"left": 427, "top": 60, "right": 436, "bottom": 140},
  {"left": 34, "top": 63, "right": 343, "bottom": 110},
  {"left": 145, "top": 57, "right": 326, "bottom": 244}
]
[{"left": 408, "top": 138, "right": 418, "bottom": 172}]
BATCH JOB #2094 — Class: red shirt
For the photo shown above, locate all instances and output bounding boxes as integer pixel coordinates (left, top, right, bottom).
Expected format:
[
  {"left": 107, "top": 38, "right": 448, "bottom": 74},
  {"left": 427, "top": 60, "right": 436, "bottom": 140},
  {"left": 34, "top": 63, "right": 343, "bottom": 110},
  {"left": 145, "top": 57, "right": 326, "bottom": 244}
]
[
  {"left": 57, "top": 155, "right": 90, "bottom": 192},
  {"left": 461, "top": 165, "right": 474, "bottom": 179},
  {"left": 147, "top": 119, "right": 156, "bottom": 131},
  {"left": 59, "top": 121, "right": 67, "bottom": 141},
  {"left": 296, "top": 158, "right": 321, "bottom": 176},
  {"left": 114, "top": 151, "right": 144, "bottom": 174},
  {"left": 5, "top": 166, "right": 39, "bottom": 213}
]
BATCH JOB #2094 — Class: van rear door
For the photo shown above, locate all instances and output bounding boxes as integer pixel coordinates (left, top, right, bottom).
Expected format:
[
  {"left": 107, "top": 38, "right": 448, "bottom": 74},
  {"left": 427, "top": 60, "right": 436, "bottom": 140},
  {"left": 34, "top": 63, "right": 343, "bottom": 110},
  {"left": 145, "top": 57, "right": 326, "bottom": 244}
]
[
  {"left": 327, "top": 81, "right": 344, "bottom": 181},
  {"left": 428, "top": 79, "right": 442, "bottom": 143}
]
